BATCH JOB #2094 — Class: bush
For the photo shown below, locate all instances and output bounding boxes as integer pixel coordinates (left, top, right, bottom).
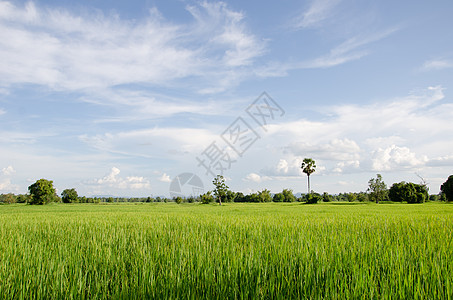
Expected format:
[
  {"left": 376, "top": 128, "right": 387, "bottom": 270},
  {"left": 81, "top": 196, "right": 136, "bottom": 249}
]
[
  {"left": 305, "top": 193, "right": 321, "bottom": 204},
  {"left": 200, "top": 192, "right": 213, "bottom": 204}
]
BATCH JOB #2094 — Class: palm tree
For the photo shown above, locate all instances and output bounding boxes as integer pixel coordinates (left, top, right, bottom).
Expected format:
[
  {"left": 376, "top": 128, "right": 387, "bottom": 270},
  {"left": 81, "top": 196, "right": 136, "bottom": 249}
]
[{"left": 301, "top": 158, "right": 316, "bottom": 194}]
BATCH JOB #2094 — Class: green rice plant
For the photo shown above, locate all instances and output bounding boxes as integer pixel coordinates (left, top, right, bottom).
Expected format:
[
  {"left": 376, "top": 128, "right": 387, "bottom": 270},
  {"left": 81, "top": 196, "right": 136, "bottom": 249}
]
[{"left": 0, "top": 202, "right": 452, "bottom": 299}]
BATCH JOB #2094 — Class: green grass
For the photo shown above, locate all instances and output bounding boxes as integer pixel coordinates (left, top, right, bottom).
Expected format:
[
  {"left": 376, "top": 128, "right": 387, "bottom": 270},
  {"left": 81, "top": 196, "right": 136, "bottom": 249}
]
[{"left": 0, "top": 202, "right": 452, "bottom": 299}]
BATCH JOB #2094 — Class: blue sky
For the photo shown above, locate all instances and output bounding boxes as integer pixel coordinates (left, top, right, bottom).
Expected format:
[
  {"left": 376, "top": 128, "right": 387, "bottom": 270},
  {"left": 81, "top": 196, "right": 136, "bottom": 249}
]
[{"left": 1, "top": 0, "right": 452, "bottom": 197}]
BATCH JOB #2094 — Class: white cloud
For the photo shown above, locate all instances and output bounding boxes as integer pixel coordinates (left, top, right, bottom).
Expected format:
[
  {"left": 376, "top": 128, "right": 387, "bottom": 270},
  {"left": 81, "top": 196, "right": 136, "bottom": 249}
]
[
  {"left": 0, "top": 178, "right": 19, "bottom": 192},
  {"left": 261, "top": 86, "right": 451, "bottom": 176},
  {"left": 0, "top": 1, "right": 265, "bottom": 92},
  {"left": 1, "top": 165, "right": 15, "bottom": 176},
  {"left": 293, "top": 0, "right": 341, "bottom": 29},
  {"left": 159, "top": 173, "right": 171, "bottom": 183},
  {"left": 91, "top": 167, "right": 151, "bottom": 190},
  {"left": 371, "top": 145, "right": 428, "bottom": 171},
  {"left": 0, "top": 165, "right": 18, "bottom": 192},
  {"left": 422, "top": 59, "right": 453, "bottom": 71},
  {"left": 244, "top": 173, "right": 270, "bottom": 183},
  {"left": 0, "top": 108, "right": 5, "bottom": 115},
  {"left": 97, "top": 167, "right": 120, "bottom": 184},
  {"left": 257, "top": 28, "right": 398, "bottom": 73}
]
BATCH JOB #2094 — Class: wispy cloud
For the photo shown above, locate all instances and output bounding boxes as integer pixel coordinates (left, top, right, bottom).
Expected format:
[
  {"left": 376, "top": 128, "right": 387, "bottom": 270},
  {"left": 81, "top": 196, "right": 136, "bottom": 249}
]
[
  {"left": 292, "top": 0, "right": 341, "bottom": 29},
  {"left": 421, "top": 58, "right": 453, "bottom": 71},
  {"left": 257, "top": 27, "right": 398, "bottom": 74},
  {"left": 0, "top": 1, "right": 265, "bottom": 93}
]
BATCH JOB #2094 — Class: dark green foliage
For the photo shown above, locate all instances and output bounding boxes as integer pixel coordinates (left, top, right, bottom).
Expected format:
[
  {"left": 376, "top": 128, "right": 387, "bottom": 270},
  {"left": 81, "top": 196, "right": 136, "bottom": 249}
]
[
  {"left": 322, "top": 192, "right": 332, "bottom": 202},
  {"left": 61, "top": 188, "right": 78, "bottom": 203},
  {"left": 389, "top": 182, "right": 406, "bottom": 202},
  {"left": 273, "top": 193, "right": 284, "bottom": 202},
  {"left": 305, "top": 192, "right": 322, "bottom": 204},
  {"left": 28, "top": 179, "right": 57, "bottom": 205},
  {"left": 16, "top": 194, "right": 31, "bottom": 203},
  {"left": 174, "top": 196, "right": 184, "bottom": 204},
  {"left": 281, "top": 189, "right": 296, "bottom": 202},
  {"left": 441, "top": 175, "right": 453, "bottom": 202},
  {"left": 225, "top": 190, "right": 236, "bottom": 202},
  {"left": 200, "top": 191, "right": 214, "bottom": 204},
  {"left": 367, "top": 174, "right": 387, "bottom": 203},
  {"left": 245, "top": 193, "right": 260, "bottom": 203},
  {"left": 273, "top": 189, "right": 296, "bottom": 202},
  {"left": 258, "top": 189, "right": 272, "bottom": 202},
  {"left": 357, "top": 193, "right": 368, "bottom": 202},
  {"left": 389, "top": 182, "right": 428, "bottom": 203},
  {"left": 346, "top": 193, "right": 357, "bottom": 202},
  {"left": 234, "top": 192, "right": 246, "bottom": 202}
]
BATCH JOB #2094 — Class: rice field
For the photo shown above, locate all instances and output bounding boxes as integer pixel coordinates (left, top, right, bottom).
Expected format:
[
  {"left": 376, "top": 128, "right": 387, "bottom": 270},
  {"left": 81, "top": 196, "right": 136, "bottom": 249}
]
[{"left": 0, "top": 202, "right": 452, "bottom": 299}]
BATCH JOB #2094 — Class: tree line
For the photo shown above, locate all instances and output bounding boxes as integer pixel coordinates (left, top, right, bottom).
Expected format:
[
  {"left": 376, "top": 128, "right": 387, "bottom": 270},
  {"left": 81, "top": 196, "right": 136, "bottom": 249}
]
[{"left": 1, "top": 174, "right": 453, "bottom": 205}]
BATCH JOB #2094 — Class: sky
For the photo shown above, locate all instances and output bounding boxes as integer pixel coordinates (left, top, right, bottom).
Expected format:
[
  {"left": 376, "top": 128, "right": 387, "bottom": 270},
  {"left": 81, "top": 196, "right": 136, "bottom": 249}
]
[{"left": 1, "top": 0, "right": 453, "bottom": 197}]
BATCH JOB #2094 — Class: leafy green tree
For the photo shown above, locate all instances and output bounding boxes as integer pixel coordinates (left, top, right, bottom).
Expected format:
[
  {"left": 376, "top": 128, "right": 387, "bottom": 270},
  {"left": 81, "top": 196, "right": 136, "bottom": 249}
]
[
  {"left": 282, "top": 189, "right": 296, "bottom": 202},
  {"left": 200, "top": 191, "right": 214, "bottom": 204},
  {"left": 226, "top": 190, "right": 236, "bottom": 202},
  {"left": 305, "top": 192, "right": 321, "bottom": 204},
  {"left": 367, "top": 174, "right": 387, "bottom": 204},
  {"left": 16, "top": 194, "right": 31, "bottom": 203},
  {"left": 28, "top": 179, "right": 57, "bottom": 205},
  {"left": 440, "top": 175, "right": 453, "bottom": 202},
  {"left": 174, "top": 196, "right": 184, "bottom": 204},
  {"left": 389, "top": 182, "right": 428, "bottom": 203},
  {"left": 273, "top": 192, "right": 284, "bottom": 202},
  {"left": 212, "top": 175, "right": 229, "bottom": 205},
  {"left": 388, "top": 182, "right": 406, "bottom": 202},
  {"left": 258, "top": 189, "right": 272, "bottom": 202},
  {"left": 347, "top": 193, "right": 357, "bottom": 202},
  {"left": 322, "top": 192, "right": 332, "bottom": 202},
  {"left": 301, "top": 158, "right": 316, "bottom": 194},
  {"left": 0, "top": 193, "right": 16, "bottom": 204},
  {"left": 61, "top": 188, "right": 78, "bottom": 203},
  {"left": 413, "top": 184, "right": 428, "bottom": 203},
  {"left": 357, "top": 193, "right": 368, "bottom": 202}
]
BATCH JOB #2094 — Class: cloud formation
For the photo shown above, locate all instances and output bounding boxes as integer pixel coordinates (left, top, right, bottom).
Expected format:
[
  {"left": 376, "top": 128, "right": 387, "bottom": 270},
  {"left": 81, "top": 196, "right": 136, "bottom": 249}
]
[
  {"left": 0, "top": 1, "right": 265, "bottom": 92},
  {"left": 89, "top": 167, "right": 151, "bottom": 191},
  {"left": 292, "top": 0, "right": 341, "bottom": 29}
]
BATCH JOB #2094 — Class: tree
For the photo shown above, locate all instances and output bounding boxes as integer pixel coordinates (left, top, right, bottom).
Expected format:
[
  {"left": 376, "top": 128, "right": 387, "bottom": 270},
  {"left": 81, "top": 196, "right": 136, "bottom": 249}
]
[
  {"left": 388, "top": 182, "right": 406, "bottom": 202},
  {"left": 212, "top": 175, "right": 229, "bottom": 205},
  {"left": 389, "top": 182, "right": 428, "bottom": 203},
  {"left": 200, "top": 191, "right": 214, "bottom": 204},
  {"left": 0, "top": 193, "right": 16, "bottom": 204},
  {"left": 305, "top": 192, "right": 321, "bottom": 204},
  {"left": 440, "top": 175, "right": 453, "bottom": 202},
  {"left": 281, "top": 189, "right": 296, "bottom": 202},
  {"left": 301, "top": 158, "right": 316, "bottom": 194},
  {"left": 322, "top": 192, "right": 333, "bottom": 202},
  {"left": 273, "top": 192, "right": 284, "bottom": 202},
  {"left": 367, "top": 174, "right": 387, "bottom": 204},
  {"left": 28, "top": 179, "right": 57, "bottom": 205},
  {"left": 61, "top": 188, "right": 78, "bottom": 203},
  {"left": 258, "top": 189, "right": 272, "bottom": 202}
]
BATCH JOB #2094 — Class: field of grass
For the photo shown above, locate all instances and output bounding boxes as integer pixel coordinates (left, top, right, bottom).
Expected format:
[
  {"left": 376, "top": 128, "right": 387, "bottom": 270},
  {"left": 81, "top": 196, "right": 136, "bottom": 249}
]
[{"left": 0, "top": 202, "right": 452, "bottom": 299}]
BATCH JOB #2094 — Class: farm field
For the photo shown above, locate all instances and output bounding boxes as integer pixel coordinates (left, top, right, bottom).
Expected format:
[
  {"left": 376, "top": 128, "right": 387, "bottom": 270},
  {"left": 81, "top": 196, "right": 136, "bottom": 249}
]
[{"left": 0, "top": 202, "right": 452, "bottom": 299}]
